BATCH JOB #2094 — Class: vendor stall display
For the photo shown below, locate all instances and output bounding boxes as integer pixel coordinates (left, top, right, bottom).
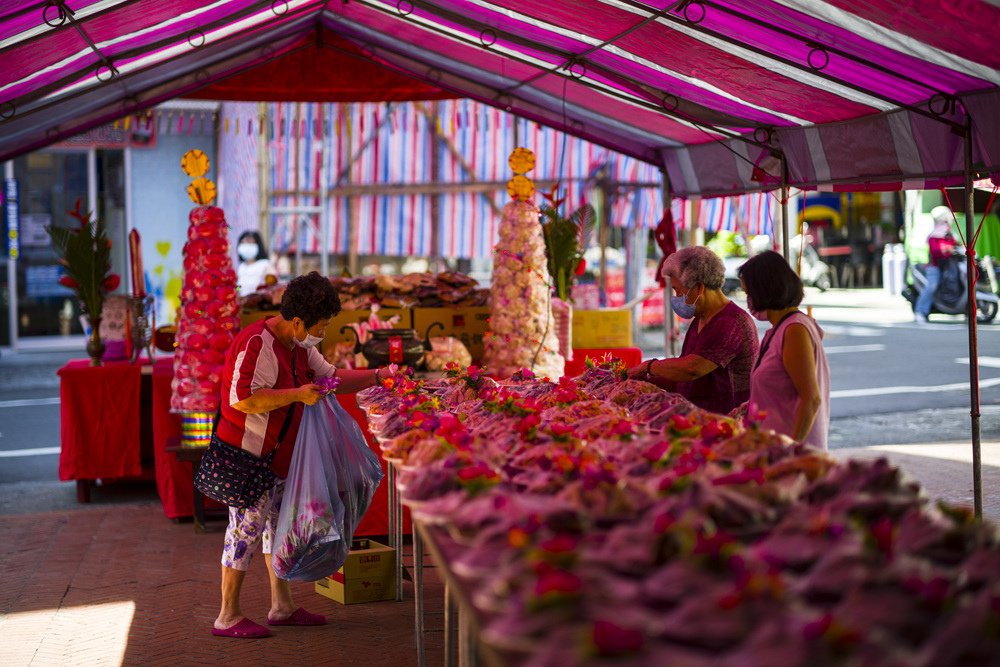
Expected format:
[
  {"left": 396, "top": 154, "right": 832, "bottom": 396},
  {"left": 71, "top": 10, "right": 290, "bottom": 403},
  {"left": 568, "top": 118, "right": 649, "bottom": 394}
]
[
  {"left": 170, "top": 153, "right": 240, "bottom": 428},
  {"left": 484, "top": 148, "right": 564, "bottom": 380},
  {"left": 240, "top": 271, "right": 490, "bottom": 312},
  {"left": 356, "top": 361, "right": 1000, "bottom": 665}
]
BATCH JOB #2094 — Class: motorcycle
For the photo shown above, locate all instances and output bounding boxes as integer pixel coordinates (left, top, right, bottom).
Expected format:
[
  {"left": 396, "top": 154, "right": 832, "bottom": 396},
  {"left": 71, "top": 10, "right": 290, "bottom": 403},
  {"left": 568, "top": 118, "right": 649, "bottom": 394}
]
[{"left": 902, "top": 251, "right": 998, "bottom": 324}]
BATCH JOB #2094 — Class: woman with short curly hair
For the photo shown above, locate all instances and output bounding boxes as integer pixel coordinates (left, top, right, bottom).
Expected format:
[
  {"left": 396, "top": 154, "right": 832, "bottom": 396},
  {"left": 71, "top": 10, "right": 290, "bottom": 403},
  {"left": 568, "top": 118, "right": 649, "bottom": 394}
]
[
  {"left": 628, "top": 246, "right": 759, "bottom": 415},
  {"left": 211, "top": 271, "right": 385, "bottom": 638}
]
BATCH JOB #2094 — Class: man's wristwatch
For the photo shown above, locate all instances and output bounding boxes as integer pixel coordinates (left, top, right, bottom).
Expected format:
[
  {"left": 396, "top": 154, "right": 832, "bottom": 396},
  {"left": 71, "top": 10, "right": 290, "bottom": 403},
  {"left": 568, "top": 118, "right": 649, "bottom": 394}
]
[{"left": 643, "top": 359, "right": 655, "bottom": 379}]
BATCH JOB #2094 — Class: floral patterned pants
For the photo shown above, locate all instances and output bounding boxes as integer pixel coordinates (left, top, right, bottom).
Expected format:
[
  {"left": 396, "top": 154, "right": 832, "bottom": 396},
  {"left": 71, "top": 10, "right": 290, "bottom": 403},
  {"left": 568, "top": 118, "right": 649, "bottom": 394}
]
[{"left": 220, "top": 479, "right": 286, "bottom": 571}]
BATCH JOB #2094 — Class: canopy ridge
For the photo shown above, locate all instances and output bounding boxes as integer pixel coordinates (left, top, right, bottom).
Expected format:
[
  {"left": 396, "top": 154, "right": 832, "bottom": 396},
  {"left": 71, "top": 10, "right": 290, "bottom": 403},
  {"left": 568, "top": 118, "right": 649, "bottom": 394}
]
[
  {"left": 1, "top": 0, "right": 313, "bottom": 115},
  {"left": 334, "top": 0, "right": 778, "bottom": 148},
  {"left": 650, "top": 0, "right": 967, "bottom": 130}
]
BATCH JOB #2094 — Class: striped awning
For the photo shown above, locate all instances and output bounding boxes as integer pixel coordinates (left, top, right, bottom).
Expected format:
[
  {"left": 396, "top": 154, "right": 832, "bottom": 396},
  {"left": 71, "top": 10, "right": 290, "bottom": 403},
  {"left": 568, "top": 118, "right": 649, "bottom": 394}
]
[{"left": 1, "top": 1, "right": 998, "bottom": 196}]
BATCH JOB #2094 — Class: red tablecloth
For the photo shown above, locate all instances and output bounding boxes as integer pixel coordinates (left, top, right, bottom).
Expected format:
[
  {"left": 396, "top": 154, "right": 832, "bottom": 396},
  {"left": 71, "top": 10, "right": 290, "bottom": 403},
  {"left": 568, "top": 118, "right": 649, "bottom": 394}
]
[
  {"left": 150, "top": 359, "right": 406, "bottom": 534},
  {"left": 563, "top": 347, "right": 644, "bottom": 378},
  {"left": 151, "top": 358, "right": 192, "bottom": 519},
  {"left": 58, "top": 359, "right": 144, "bottom": 482}
]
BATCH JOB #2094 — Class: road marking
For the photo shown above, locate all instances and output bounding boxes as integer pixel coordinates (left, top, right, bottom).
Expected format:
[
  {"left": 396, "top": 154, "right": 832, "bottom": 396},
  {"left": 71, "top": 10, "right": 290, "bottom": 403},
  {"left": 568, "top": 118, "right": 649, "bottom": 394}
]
[
  {"left": 831, "top": 376, "right": 1000, "bottom": 399},
  {"left": 0, "top": 446, "right": 60, "bottom": 458},
  {"left": 819, "top": 325, "right": 886, "bottom": 337},
  {"left": 956, "top": 357, "right": 1000, "bottom": 368},
  {"left": 0, "top": 397, "right": 60, "bottom": 409},
  {"left": 825, "top": 344, "right": 886, "bottom": 354}
]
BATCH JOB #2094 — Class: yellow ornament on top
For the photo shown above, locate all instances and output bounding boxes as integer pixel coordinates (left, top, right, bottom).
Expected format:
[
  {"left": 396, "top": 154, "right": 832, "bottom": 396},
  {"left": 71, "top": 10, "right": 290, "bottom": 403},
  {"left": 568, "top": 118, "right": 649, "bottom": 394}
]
[
  {"left": 181, "top": 149, "right": 210, "bottom": 177},
  {"left": 508, "top": 147, "right": 536, "bottom": 174},
  {"left": 187, "top": 177, "right": 217, "bottom": 205},
  {"left": 507, "top": 147, "right": 536, "bottom": 202}
]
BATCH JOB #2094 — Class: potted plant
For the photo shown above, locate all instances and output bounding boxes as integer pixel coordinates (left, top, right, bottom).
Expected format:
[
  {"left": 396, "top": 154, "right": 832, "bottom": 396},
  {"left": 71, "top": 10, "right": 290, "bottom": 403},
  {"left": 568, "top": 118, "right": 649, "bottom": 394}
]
[
  {"left": 539, "top": 187, "right": 595, "bottom": 302},
  {"left": 46, "top": 200, "right": 120, "bottom": 365}
]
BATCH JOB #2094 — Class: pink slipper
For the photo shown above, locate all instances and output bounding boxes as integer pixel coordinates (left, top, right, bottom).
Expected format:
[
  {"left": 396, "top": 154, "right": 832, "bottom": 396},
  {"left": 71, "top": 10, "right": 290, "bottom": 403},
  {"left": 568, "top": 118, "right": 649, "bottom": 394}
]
[
  {"left": 267, "top": 607, "right": 327, "bottom": 626},
  {"left": 211, "top": 618, "right": 272, "bottom": 638}
]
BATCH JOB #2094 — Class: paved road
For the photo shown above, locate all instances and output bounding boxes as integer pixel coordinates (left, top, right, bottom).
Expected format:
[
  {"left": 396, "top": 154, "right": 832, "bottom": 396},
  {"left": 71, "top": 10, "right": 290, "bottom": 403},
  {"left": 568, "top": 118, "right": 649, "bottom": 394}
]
[{"left": 1, "top": 288, "right": 998, "bottom": 486}]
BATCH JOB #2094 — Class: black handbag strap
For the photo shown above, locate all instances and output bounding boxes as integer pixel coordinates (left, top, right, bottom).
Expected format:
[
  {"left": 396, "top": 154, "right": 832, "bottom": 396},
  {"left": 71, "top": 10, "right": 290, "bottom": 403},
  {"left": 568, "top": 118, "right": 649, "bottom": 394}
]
[{"left": 213, "top": 348, "right": 299, "bottom": 456}]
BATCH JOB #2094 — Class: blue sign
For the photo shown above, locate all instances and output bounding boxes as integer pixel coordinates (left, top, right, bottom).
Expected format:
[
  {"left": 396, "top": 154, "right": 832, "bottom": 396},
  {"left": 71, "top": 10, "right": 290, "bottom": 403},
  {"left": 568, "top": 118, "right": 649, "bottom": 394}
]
[{"left": 4, "top": 178, "right": 18, "bottom": 259}]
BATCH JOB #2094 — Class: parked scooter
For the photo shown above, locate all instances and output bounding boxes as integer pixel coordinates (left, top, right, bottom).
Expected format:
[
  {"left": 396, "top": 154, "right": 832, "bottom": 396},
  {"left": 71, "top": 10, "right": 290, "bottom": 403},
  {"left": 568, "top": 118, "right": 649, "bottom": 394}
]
[
  {"left": 719, "top": 234, "right": 833, "bottom": 295},
  {"left": 902, "top": 251, "right": 998, "bottom": 324}
]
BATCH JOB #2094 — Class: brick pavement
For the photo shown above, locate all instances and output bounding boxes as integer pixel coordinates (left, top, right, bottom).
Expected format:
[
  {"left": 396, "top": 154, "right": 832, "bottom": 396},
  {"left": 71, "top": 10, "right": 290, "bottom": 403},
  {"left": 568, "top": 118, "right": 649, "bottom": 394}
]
[{"left": 0, "top": 504, "right": 443, "bottom": 666}]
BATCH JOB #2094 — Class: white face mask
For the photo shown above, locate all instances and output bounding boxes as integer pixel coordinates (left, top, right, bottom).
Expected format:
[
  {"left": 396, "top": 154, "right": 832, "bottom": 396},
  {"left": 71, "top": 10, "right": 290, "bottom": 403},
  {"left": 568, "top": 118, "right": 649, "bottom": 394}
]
[
  {"left": 237, "top": 243, "right": 259, "bottom": 261},
  {"left": 295, "top": 332, "right": 324, "bottom": 349}
]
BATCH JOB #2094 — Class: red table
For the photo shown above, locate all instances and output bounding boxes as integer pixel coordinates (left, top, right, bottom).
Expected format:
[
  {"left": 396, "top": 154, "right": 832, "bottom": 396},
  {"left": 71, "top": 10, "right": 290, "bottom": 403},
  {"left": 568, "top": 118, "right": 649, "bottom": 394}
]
[
  {"left": 563, "top": 346, "right": 644, "bottom": 378},
  {"left": 58, "top": 359, "right": 152, "bottom": 502}
]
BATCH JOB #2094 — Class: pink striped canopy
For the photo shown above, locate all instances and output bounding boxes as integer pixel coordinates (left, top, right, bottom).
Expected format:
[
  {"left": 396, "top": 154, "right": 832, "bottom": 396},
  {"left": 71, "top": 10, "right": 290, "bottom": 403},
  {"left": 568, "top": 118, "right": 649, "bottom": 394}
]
[{"left": 1, "top": 0, "right": 998, "bottom": 196}]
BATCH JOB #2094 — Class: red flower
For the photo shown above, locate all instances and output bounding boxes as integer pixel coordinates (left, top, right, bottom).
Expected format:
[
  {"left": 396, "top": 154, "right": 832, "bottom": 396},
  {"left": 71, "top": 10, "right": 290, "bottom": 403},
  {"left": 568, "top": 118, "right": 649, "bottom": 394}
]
[
  {"left": 538, "top": 534, "right": 578, "bottom": 554},
  {"left": 591, "top": 619, "right": 644, "bottom": 656},
  {"left": 533, "top": 569, "right": 582, "bottom": 597},
  {"left": 102, "top": 273, "right": 121, "bottom": 292},
  {"left": 59, "top": 275, "right": 79, "bottom": 289}
]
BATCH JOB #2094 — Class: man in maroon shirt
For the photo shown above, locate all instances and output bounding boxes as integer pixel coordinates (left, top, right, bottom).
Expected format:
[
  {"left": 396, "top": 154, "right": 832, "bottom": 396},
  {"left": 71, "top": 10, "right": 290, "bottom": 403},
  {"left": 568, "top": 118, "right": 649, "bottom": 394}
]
[
  {"left": 212, "top": 272, "right": 385, "bottom": 639},
  {"left": 627, "top": 247, "right": 759, "bottom": 415}
]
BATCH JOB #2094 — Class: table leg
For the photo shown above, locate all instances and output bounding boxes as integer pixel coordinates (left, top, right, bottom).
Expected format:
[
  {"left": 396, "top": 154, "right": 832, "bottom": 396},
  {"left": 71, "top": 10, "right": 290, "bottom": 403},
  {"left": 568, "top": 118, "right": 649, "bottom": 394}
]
[
  {"left": 444, "top": 581, "right": 458, "bottom": 667},
  {"left": 414, "top": 528, "right": 425, "bottom": 667},
  {"left": 394, "top": 466, "right": 403, "bottom": 602},
  {"left": 387, "top": 464, "right": 396, "bottom": 548},
  {"left": 458, "top": 603, "right": 478, "bottom": 667},
  {"left": 76, "top": 480, "right": 91, "bottom": 503}
]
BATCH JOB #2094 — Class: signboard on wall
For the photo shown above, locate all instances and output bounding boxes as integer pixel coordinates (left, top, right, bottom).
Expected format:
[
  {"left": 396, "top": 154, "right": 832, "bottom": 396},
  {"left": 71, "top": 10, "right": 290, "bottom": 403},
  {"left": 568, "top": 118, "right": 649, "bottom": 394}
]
[
  {"left": 4, "top": 177, "right": 18, "bottom": 259},
  {"left": 53, "top": 118, "right": 156, "bottom": 150}
]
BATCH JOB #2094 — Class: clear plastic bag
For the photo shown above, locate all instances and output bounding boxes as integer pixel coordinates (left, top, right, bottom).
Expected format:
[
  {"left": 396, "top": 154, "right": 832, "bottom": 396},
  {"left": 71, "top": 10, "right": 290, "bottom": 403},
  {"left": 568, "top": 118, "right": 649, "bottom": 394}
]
[{"left": 273, "top": 395, "right": 385, "bottom": 581}]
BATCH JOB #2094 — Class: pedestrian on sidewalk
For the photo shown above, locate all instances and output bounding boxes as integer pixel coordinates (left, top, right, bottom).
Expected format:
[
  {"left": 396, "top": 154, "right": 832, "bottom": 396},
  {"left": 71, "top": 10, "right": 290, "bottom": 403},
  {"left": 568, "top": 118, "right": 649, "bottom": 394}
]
[
  {"left": 211, "top": 272, "right": 384, "bottom": 638},
  {"left": 739, "top": 251, "right": 831, "bottom": 450},
  {"left": 914, "top": 206, "right": 957, "bottom": 325}
]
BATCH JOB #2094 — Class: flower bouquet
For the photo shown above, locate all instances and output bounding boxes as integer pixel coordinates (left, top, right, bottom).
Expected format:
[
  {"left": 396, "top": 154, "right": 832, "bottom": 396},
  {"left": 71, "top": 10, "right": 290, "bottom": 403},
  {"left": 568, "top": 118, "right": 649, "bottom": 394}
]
[{"left": 45, "top": 200, "right": 121, "bottom": 365}]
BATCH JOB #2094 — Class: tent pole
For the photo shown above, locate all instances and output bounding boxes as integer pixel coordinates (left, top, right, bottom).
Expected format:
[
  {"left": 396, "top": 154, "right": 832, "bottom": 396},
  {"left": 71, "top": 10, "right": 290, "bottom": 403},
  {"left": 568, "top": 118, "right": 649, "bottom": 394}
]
[
  {"left": 963, "top": 117, "right": 983, "bottom": 518},
  {"left": 780, "top": 155, "right": 790, "bottom": 261},
  {"left": 320, "top": 104, "right": 330, "bottom": 277},
  {"left": 659, "top": 170, "right": 676, "bottom": 357}
]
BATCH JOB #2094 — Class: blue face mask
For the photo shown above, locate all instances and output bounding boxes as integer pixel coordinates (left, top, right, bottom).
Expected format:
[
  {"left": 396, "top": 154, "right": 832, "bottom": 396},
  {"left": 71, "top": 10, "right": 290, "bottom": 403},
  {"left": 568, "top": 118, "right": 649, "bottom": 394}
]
[{"left": 670, "top": 290, "right": 699, "bottom": 319}]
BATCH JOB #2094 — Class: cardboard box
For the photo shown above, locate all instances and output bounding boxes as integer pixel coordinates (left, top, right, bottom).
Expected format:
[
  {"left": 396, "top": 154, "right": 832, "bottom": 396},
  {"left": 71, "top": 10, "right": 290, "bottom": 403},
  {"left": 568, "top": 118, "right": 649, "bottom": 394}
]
[
  {"left": 572, "top": 309, "right": 633, "bottom": 348},
  {"left": 314, "top": 538, "right": 396, "bottom": 604},
  {"left": 412, "top": 306, "right": 491, "bottom": 361}
]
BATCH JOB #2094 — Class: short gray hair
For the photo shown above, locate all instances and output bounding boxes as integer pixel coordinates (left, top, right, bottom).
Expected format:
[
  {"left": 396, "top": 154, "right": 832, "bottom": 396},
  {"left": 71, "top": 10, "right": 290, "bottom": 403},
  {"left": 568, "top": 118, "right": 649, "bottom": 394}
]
[{"left": 662, "top": 246, "right": 725, "bottom": 290}]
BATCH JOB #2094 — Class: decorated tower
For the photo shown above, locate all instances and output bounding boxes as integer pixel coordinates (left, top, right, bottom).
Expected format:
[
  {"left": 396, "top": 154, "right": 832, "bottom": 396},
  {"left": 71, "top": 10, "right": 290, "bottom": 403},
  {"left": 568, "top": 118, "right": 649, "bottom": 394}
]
[
  {"left": 170, "top": 150, "right": 240, "bottom": 443},
  {"left": 484, "top": 148, "right": 565, "bottom": 379}
]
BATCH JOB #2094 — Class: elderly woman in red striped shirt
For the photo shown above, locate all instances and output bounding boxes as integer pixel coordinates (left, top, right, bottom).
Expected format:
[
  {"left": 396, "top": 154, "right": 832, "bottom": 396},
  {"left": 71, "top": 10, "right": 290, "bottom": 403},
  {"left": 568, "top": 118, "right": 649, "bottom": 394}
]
[{"left": 212, "top": 271, "right": 383, "bottom": 639}]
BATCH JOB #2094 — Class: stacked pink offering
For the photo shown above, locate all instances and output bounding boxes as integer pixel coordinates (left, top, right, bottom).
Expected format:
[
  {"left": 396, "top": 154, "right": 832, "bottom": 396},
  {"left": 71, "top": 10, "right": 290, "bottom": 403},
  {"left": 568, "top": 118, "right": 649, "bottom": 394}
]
[{"left": 170, "top": 206, "right": 240, "bottom": 413}]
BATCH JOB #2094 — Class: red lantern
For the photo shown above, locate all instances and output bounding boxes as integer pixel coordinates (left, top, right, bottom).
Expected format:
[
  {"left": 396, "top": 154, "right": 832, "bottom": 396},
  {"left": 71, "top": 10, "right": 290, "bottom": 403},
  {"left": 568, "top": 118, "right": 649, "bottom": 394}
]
[{"left": 574, "top": 258, "right": 587, "bottom": 276}]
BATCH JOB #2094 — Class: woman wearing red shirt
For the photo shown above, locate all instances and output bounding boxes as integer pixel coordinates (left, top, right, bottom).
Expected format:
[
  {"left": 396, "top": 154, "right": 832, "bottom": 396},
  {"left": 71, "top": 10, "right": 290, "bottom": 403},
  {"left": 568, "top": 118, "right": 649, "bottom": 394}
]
[{"left": 212, "top": 272, "right": 384, "bottom": 639}]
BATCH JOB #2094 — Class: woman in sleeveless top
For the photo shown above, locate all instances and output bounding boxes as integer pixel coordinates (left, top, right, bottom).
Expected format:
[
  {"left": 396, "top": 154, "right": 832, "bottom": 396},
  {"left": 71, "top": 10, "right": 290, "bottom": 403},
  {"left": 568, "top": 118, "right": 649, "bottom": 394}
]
[{"left": 738, "top": 251, "right": 830, "bottom": 450}]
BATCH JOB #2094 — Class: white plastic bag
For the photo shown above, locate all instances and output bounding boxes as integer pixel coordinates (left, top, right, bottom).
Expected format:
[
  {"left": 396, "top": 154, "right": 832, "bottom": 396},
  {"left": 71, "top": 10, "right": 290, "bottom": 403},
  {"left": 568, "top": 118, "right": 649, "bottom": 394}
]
[{"left": 272, "top": 395, "right": 384, "bottom": 581}]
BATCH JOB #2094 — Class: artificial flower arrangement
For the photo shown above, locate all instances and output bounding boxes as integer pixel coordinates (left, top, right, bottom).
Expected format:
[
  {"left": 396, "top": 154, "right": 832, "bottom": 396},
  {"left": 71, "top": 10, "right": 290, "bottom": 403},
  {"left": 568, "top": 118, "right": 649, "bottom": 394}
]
[
  {"left": 353, "top": 359, "right": 1000, "bottom": 665},
  {"left": 539, "top": 186, "right": 595, "bottom": 302},
  {"left": 46, "top": 200, "right": 121, "bottom": 362}
]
